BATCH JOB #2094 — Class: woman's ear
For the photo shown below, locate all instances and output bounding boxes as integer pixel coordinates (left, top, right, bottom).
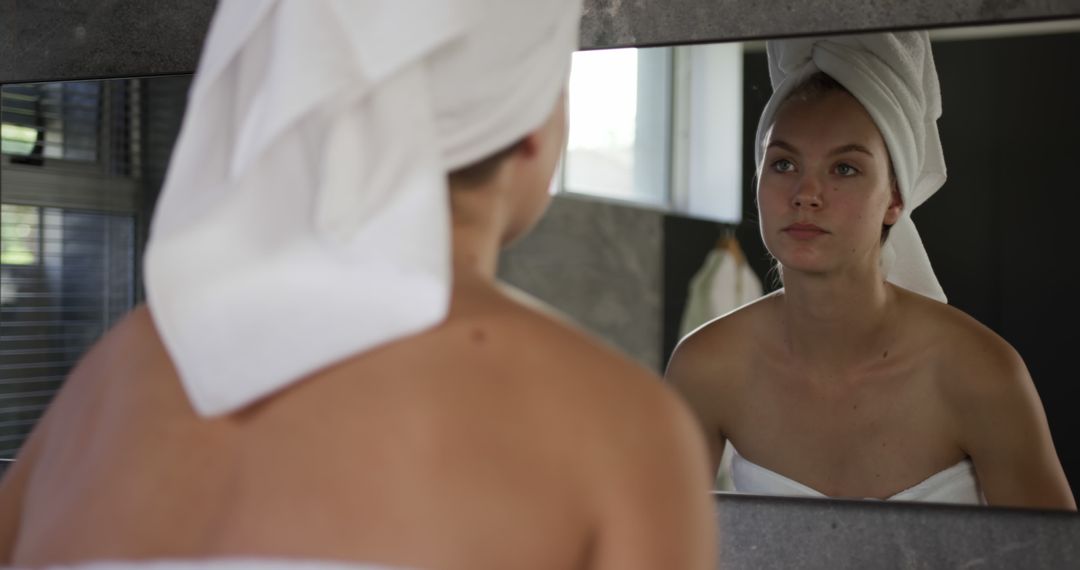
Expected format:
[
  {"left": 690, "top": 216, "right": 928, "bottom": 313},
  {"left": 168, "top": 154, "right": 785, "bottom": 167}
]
[
  {"left": 517, "top": 95, "right": 566, "bottom": 162},
  {"left": 883, "top": 181, "right": 903, "bottom": 226},
  {"left": 515, "top": 130, "right": 542, "bottom": 159}
]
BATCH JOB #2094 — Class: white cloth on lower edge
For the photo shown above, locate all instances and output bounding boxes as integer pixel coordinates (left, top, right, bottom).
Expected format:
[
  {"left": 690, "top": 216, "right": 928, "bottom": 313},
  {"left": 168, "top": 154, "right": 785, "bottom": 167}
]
[{"left": 730, "top": 445, "right": 986, "bottom": 504}]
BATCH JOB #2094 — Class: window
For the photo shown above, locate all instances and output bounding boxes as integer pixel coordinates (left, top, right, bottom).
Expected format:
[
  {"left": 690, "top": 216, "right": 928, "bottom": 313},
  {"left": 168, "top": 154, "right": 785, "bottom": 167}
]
[
  {"left": 2, "top": 82, "right": 103, "bottom": 164},
  {"left": 1, "top": 79, "right": 148, "bottom": 459},
  {"left": 670, "top": 42, "right": 744, "bottom": 223},
  {"left": 0, "top": 205, "right": 40, "bottom": 266},
  {"left": 0, "top": 206, "right": 136, "bottom": 458},
  {"left": 564, "top": 47, "right": 672, "bottom": 207},
  {"left": 2, "top": 80, "right": 139, "bottom": 177},
  {"left": 0, "top": 124, "right": 37, "bottom": 157},
  {"left": 563, "top": 44, "right": 744, "bottom": 223}
]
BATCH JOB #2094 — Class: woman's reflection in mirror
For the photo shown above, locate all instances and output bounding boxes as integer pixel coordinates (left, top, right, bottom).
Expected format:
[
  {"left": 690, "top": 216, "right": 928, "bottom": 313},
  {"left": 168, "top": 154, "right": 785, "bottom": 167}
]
[{"left": 666, "top": 31, "right": 1075, "bottom": 510}]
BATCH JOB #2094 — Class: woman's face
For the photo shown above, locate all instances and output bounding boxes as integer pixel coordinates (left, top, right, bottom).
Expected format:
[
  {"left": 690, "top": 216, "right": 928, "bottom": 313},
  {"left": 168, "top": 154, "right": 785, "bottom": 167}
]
[{"left": 757, "top": 89, "right": 903, "bottom": 278}]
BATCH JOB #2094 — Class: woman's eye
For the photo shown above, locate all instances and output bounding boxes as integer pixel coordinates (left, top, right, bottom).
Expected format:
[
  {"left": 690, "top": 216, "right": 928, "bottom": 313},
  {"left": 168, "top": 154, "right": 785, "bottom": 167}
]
[
  {"left": 835, "top": 163, "right": 859, "bottom": 176},
  {"left": 772, "top": 159, "right": 795, "bottom": 173}
]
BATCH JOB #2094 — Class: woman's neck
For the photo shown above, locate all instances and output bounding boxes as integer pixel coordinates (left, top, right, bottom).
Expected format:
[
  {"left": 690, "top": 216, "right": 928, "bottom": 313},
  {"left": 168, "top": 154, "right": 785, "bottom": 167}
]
[
  {"left": 448, "top": 180, "right": 510, "bottom": 285},
  {"left": 451, "top": 220, "right": 502, "bottom": 283},
  {"left": 778, "top": 268, "right": 898, "bottom": 381}
]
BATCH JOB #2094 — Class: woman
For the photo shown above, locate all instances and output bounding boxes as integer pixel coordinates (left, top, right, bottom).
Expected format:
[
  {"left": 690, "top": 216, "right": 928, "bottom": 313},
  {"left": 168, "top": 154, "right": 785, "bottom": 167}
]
[
  {"left": 0, "top": 1, "right": 717, "bottom": 568},
  {"left": 666, "top": 32, "right": 1075, "bottom": 509}
]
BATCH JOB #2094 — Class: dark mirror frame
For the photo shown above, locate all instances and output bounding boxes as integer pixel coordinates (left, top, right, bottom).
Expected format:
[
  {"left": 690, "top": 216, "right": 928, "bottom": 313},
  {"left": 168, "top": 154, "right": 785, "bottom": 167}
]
[{"left": 3, "top": 2, "right": 1079, "bottom": 569}]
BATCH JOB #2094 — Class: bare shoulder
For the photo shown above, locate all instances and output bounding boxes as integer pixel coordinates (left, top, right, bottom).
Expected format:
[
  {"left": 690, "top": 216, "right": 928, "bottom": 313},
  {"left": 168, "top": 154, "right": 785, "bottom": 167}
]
[
  {"left": 896, "top": 289, "right": 1076, "bottom": 509},
  {"left": 65, "top": 304, "right": 168, "bottom": 386},
  {"left": 480, "top": 289, "right": 717, "bottom": 568},
  {"left": 895, "top": 287, "right": 1040, "bottom": 444},
  {"left": 896, "top": 289, "right": 1028, "bottom": 405},
  {"left": 664, "top": 291, "right": 778, "bottom": 406},
  {"left": 0, "top": 305, "right": 160, "bottom": 562},
  {"left": 455, "top": 285, "right": 708, "bottom": 468}
]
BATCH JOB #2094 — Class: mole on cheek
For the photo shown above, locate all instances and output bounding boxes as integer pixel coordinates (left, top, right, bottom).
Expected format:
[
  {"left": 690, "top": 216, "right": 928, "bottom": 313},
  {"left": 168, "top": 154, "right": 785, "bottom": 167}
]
[{"left": 471, "top": 329, "right": 487, "bottom": 344}]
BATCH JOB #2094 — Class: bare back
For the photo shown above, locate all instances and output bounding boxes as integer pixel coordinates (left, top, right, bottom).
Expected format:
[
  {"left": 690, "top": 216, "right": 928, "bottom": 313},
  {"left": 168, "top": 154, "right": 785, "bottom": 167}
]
[{"left": 1, "top": 285, "right": 716, "bottom": 568}]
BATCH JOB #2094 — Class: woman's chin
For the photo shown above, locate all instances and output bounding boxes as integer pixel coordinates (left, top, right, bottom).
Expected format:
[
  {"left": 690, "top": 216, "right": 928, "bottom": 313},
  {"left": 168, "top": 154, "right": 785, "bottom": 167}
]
[{"left": 776, "top": 256, "right": 833, "bottom": 277}]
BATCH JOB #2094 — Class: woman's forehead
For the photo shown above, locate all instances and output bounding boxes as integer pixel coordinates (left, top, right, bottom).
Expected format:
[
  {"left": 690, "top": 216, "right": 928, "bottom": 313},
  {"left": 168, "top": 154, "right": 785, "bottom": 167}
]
[{"left": 768, "top": 90, "right": 887, "bottom": 154}]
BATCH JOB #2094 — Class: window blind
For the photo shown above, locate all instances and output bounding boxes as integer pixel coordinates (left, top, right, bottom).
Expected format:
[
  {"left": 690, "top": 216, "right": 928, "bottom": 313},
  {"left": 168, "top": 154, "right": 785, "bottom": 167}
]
[{"left": 1, "top": 80, "right": 143, "bottom": 459}]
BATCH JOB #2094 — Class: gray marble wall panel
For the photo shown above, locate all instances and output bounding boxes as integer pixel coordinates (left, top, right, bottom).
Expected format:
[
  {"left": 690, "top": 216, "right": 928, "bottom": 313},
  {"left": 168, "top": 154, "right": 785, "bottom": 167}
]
[
  {"left": 581, "top": 0, "right": 1080, "bottom": 49},
  {"left": 4, "top": 0, "right": 1080, "bottom": 83},
  {"left": 1, "top": 0, "right": 216, "bottom": 84},
  {"left": 498, "top": 194, "right": 663, "bottom": 372},
  {"left": 0, "top": 2, "right": 14, "bottom": 78},
  {"left": 715, "top": 494, "right": 1080, "bottom": 569}
]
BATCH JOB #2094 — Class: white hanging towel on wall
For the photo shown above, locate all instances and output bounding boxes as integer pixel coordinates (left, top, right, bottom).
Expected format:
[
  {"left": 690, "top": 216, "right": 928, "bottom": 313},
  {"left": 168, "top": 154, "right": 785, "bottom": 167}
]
[{"left": 678, "top": 235, "right": 763, "bottom": 340}]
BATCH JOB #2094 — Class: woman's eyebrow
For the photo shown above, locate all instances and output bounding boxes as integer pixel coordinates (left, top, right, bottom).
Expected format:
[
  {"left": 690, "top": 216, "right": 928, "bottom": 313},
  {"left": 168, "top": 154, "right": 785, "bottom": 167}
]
[
  {"left": 766, "top": 140, "right": 875, "bottom": 158},
  {"left": 829, "top": 143, "right": 875, "bottom": 157},
  {"left": 766, "top": 139, "right": 799, "bottom": 154}
]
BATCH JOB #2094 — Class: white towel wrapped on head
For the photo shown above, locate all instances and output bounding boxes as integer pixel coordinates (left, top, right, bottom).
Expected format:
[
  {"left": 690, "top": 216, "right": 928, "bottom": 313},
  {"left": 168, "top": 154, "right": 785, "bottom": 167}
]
[
  {"left": 754, "top": 31, "right": 947, "bottom": 303},
  {"left": 144, "top": 0, "right": 582, "bottom": 417}
]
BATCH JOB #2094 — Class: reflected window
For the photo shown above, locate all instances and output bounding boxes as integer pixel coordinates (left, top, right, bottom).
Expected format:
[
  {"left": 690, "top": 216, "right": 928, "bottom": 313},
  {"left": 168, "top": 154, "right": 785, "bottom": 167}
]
[
  {"left": 564, "top": 45, "right": 743, "bottom": 223},
  {"left": 564, "top": 48, "right": 672, "bottom": 207},
  {"left": 1, "top": 78, "right": 153, "bottom": 459},
  {"left": 1, "top": 82, "right": 103, "bottom": 164},
  {"left": 0, "top": 205, "right": 135, "bottom": 458},
  {"left": 0, "top": 124, "right": 37, "bottom": 157},
  {"left": 0, "top": 205, "right": 40, "bottom": 266}
]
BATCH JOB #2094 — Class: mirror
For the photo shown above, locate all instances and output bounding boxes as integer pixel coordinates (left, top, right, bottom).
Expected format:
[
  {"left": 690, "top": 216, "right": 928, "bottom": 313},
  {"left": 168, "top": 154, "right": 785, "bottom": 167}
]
[
  {"left": 509, "top": 18, "right": 1080, "bottom": 505},
  {"left": 2, "top": 20, "right": 1078, "bottom": 508}
]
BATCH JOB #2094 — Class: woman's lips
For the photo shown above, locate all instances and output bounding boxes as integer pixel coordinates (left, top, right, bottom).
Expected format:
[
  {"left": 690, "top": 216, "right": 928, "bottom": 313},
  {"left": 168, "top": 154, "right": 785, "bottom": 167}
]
[{"left": 783, "top": 223, "right": 827, "bottom": 240}]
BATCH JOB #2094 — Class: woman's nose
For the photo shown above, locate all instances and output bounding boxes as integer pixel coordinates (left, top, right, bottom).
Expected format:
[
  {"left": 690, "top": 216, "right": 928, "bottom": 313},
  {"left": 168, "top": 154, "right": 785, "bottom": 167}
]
[{"left": 791, "top": 176, "right": 823, "bottom": 209}]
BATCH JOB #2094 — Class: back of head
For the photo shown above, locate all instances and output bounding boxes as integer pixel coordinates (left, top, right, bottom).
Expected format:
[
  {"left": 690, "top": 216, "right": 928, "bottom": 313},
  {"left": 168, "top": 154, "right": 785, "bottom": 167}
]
[{"left": 144, "top": 0, "right": 584, "bottom": 418}]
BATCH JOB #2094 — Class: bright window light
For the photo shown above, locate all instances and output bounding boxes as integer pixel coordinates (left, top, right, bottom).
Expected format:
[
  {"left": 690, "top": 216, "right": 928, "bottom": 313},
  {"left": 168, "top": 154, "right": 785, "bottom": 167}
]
[
  {"left": 565, "top": 48, "right": 671, "bottom": 206},
  {"left": 1, "top": 123, "right": 37, "bottom": 156}
]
